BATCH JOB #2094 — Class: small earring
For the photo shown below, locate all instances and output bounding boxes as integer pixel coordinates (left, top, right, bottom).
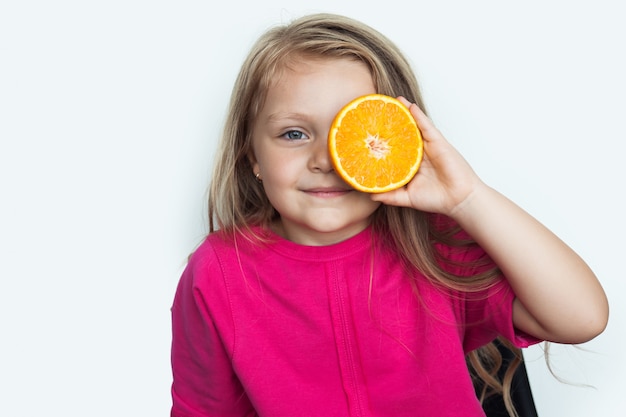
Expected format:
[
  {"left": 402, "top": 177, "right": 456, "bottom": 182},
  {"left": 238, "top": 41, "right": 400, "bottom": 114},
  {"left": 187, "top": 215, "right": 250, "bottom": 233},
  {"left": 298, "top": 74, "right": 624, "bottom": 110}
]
[{"left": 254, "top": 172, "right": 262, "bottom": 183}]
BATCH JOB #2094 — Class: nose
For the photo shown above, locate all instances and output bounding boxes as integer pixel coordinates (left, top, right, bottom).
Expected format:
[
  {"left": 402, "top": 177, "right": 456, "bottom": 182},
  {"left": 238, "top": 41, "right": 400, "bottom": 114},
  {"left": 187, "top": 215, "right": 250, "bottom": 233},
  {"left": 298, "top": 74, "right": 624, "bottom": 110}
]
[{"left": 308, "top": 135, "right": 334, "bottom": 173}]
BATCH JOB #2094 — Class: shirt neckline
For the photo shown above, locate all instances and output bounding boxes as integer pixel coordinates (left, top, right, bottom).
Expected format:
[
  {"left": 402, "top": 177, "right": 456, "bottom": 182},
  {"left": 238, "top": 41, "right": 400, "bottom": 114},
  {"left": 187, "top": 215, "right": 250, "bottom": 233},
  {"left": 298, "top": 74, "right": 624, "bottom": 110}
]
[{"left": 251, "top": 225, "right": 373, "bottom": 262}]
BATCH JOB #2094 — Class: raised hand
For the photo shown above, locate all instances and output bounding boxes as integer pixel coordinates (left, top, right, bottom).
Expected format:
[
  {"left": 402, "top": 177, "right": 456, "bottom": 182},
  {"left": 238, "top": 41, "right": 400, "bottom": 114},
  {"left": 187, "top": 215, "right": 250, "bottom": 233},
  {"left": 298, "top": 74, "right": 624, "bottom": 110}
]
[{"left": 371, "top": 97, "right": 485, "bottom": 217}]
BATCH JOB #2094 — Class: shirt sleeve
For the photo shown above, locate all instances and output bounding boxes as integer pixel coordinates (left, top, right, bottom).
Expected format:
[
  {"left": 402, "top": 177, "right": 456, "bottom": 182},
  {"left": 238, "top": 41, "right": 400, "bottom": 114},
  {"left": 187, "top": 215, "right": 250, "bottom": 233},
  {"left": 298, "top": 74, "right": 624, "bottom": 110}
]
[
  {"left": 170, "top": 243, "right": 256, "bottom": 417},
  {"left": 430, "top": 217, "right": 542, "bottom": 352},
  {"left": 461, "top": 278, "right": 542, "bottom": 352}
]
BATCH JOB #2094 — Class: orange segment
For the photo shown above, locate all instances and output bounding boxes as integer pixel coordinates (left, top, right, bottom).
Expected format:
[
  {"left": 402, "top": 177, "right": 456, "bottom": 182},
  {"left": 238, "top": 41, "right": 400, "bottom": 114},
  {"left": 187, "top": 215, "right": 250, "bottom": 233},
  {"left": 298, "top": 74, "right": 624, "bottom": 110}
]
[{"left": 328, "top": 94, "right": 423, "bottom": 193}]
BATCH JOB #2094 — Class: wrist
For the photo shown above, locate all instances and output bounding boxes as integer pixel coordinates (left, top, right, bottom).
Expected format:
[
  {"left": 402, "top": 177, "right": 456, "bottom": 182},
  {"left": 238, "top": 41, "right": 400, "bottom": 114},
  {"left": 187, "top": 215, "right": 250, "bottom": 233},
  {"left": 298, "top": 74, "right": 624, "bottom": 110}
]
[{"left": 447, "top": 181, "right": 493, "bottom": 223}]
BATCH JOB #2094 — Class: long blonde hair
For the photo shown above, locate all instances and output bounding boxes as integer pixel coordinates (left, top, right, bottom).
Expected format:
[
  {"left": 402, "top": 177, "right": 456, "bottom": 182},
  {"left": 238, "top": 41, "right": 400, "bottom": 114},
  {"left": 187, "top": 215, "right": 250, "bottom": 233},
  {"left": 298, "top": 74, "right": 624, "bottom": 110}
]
[{"left": 208, "top": 12, "right": 522, "bottom": 416}]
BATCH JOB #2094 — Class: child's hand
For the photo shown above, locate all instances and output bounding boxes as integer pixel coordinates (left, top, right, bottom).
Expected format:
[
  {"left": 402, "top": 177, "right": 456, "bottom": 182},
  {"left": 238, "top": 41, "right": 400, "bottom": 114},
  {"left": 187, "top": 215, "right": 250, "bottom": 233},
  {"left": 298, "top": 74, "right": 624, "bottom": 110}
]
[
  {"left": 371, "top": 97, "right": 485, "bottom": 216},
  {"left": 374, "top": 98, "right": 608, "bottom": 344}
]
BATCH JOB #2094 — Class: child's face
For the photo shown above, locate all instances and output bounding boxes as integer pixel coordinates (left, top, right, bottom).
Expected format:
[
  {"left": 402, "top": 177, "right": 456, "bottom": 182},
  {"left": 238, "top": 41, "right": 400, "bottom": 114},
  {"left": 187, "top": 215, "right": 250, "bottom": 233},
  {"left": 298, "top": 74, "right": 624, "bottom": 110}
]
[{"left": 250, "top": 57, "right": 381, "bottom": 246}]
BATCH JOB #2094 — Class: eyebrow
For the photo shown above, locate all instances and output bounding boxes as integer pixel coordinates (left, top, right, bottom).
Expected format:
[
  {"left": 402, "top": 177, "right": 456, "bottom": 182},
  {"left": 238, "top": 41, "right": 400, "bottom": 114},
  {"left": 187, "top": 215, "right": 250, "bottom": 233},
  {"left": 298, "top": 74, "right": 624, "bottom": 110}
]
[{"left": 265, "top": 112, "right": 312, "bottom": 124}]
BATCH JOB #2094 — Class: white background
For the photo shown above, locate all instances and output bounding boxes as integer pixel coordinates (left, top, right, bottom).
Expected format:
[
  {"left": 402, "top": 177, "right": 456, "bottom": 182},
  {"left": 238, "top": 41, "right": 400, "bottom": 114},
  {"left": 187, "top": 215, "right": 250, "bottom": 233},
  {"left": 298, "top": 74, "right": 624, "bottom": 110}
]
[{"left": 1, "top": 1, "right": 624, "bottom": 415}]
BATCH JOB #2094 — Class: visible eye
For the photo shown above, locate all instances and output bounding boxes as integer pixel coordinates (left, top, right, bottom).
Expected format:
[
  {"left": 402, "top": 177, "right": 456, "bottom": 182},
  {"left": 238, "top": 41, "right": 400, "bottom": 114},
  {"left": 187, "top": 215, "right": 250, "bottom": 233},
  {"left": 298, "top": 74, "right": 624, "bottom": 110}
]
[{"left": 282, "top": 130, "right": 309, "bottom": 141}]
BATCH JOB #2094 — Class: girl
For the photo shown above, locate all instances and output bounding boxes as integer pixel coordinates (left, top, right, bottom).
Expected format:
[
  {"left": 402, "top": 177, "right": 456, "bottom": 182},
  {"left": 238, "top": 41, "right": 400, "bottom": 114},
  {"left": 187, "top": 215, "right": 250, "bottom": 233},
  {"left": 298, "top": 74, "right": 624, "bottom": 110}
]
[{"left": 170, "top": 13, "right": 608, "bottom": 417}]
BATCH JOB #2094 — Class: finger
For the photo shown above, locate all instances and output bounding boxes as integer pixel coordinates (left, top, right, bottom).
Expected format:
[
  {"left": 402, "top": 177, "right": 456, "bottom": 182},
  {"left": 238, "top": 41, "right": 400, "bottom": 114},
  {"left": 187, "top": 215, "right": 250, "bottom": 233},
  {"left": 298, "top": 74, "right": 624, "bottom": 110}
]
[
  {"left": 370, "top": 188, "right": 412, "bottom": 208},
  {"left": 395, "top": 97, "right": 441, "bottom": 140},
  {"left": 397, "top": 96, "right": 412, "bottom": 108},
  {"left": 406, "top": 103, "right": 443, "bottom": 143}
]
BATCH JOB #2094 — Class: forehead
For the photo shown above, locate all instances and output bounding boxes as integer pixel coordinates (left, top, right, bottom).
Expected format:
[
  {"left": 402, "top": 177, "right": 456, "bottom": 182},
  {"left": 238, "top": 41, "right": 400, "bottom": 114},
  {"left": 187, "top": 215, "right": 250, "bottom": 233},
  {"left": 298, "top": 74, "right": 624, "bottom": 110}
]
[
  {"left": 272, "top": 54, "right": 370, "bottom": 85},
  {"left": 259, "top": 57, "right": 375, "bottom": 115}
]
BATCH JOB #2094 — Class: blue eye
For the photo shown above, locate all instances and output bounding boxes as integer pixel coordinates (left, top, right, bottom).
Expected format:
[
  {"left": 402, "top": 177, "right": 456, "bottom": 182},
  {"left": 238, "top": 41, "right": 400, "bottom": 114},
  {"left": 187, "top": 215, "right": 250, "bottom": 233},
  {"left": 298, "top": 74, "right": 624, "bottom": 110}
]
[{"left": 283, "top": 130, "right": 308, "bottom": 140}]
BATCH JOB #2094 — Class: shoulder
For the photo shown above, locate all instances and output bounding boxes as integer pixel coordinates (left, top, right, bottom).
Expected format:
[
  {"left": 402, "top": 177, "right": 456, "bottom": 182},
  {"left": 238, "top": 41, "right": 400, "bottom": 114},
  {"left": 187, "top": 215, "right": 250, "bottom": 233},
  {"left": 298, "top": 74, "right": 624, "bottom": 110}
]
[
  {"left": 184, "top": 233, "right": 225, "bottom": 279},
  {"left": 190, "top": 231, "right": 231, "bottom": 262},
  {"left": 175, "top": 231, "right": 234, "bottom": 295},
  {"left": 185, "top": 231, "right": 241, "bottom": 279},
  {"left": 173, "top": 230, "right": 249, "bottom": 316},
  {"left": 189, "top": 227, "right": 259, "bottom": 263},
  {"left": 184, "top": 227, "right": 270, "bottom": 286}
]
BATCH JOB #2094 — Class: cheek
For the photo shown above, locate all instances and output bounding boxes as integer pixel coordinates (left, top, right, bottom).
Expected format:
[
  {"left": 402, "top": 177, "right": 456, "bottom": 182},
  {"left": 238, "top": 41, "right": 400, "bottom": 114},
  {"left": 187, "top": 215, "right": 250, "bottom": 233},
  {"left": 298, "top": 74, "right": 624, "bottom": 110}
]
[
  {"left": 355, "top": 193, "right": 382, "bottom": 214},
  {"left": 258, "top": 151, "right": 303, "bottom": 181},
  {"left": 255, "top": 159, "right": 293, "bottom": 204}
]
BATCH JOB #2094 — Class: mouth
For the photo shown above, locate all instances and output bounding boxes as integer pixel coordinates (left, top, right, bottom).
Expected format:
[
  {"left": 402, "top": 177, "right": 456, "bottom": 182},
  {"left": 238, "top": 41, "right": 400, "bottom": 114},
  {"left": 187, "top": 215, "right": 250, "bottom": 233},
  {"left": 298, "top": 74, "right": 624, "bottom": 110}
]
[{"left": 303, "top": 187, "right": 353, "bottom": 198}]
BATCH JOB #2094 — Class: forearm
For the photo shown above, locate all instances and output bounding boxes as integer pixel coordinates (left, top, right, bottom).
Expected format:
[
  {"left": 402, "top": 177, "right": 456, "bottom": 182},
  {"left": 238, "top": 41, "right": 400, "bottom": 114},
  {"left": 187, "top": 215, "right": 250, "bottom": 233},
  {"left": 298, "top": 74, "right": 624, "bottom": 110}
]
[{"left": 450, "top": 182, "right": 609, "bottom": 343}]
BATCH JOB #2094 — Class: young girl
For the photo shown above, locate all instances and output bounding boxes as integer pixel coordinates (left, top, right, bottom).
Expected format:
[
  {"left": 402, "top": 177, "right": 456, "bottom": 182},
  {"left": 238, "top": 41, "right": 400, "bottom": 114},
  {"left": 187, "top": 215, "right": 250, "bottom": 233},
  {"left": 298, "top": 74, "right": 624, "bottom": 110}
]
[{"left": 170, "top": 13, "right": 608, "bottom": 417}]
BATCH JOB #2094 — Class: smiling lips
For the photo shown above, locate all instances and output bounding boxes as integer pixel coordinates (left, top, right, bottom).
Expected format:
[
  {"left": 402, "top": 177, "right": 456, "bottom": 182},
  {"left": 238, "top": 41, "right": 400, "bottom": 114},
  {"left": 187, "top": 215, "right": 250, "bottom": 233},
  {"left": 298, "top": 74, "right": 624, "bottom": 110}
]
[{"left": 303, "top": 187, "right": 353, "bottom": 198}]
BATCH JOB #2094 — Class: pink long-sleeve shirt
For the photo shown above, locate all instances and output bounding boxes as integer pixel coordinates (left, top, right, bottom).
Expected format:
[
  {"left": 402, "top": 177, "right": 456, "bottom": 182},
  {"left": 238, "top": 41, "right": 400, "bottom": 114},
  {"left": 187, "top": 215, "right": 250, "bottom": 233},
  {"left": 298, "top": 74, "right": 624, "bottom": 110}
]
[{"left": 171, "top": 226, "right": 538, "bottom": 417}]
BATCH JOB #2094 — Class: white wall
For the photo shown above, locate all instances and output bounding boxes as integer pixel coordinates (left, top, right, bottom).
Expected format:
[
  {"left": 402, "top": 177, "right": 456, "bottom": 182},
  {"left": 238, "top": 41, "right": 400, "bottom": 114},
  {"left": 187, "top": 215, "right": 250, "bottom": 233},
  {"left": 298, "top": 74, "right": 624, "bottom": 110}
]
[{"left": 1, "top": 1, "right": 624, "bottom": 415}]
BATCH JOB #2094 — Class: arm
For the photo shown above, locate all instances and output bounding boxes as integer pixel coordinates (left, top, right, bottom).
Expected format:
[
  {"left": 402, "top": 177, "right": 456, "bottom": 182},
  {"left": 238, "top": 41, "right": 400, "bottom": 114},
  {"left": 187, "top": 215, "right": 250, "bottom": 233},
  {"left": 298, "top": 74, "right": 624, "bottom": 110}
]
[
  {"left": 373, "top": 98, "right": 609, "bottom": 344},
  {"left": 171, "top": 254, "right": 255, "bottom": 417},
  {"left": 451, "top": 183, "right": 607, "bottom": 344}
]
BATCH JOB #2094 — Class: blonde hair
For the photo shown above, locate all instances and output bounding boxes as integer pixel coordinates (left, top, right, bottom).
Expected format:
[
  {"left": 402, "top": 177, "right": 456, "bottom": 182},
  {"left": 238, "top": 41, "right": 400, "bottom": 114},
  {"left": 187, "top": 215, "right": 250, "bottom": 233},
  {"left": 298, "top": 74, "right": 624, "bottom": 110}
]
[{"left": 208, "top": 12, "right": 522, "bottom": 417}]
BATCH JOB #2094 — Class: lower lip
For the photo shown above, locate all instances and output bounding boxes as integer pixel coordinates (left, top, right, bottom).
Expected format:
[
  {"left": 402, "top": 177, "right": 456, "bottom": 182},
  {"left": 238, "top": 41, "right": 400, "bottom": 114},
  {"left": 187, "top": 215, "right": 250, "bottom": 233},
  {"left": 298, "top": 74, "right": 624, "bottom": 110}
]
[{"left": 305, "top": 190, "right": 351, "bottom": 198}]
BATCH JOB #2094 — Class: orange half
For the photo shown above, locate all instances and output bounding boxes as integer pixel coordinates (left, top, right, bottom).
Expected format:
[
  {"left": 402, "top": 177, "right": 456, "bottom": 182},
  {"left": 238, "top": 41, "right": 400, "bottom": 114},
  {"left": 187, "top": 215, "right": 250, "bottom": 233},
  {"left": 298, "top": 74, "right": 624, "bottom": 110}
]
[{"left": 328, "top": 94, "right": 423, "bottom": 193}]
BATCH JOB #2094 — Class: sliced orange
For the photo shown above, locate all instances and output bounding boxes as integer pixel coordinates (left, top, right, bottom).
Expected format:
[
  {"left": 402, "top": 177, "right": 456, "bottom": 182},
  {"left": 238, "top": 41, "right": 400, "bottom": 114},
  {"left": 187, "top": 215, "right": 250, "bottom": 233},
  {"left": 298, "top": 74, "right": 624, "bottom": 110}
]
[{"left": 328, "top": 94, "right": 423, "bottom": 193}]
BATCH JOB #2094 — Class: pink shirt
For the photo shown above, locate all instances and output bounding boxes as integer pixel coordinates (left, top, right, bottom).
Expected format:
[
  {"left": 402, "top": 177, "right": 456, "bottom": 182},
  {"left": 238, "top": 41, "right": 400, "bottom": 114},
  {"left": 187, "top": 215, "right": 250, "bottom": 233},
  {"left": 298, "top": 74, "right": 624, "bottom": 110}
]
[{"left": 170, "top": 226, "right": 538, "bottom": 417}]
